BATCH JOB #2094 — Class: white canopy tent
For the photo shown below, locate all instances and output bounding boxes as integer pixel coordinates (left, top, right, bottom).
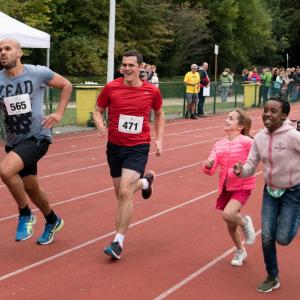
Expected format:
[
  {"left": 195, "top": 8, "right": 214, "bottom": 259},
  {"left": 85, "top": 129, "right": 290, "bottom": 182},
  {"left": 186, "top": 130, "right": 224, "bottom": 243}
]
[{"left": 0, "top": 11, "right": 50, "bottom": 67}]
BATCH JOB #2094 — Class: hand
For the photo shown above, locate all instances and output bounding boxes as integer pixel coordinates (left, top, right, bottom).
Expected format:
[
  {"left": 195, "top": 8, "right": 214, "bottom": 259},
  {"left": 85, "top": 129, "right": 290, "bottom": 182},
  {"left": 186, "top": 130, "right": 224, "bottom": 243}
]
[
  {"left": 233, "top": 162, "right": 243, "bottom": 175},
  {"left": 42, "top": 112, "right": 63, "bottom": 128},
  {"left": 205, "top": 159, "right": 214, "bottom": 169},
  {"left": 155, "top": 140, "right": 162, "bottom": 156},
  {"left": 97, "top": 125, "right": 107, "bottom": 138}
]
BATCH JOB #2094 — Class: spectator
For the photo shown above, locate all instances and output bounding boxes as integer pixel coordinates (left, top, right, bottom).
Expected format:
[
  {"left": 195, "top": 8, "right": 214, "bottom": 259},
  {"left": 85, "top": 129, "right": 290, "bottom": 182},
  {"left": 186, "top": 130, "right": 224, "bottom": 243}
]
[
  {"left": 184, "top": 64, "right": 200, "bottom": 119},
  {"left": 149, "top": 65, "right": 159, "bottom": 87},
  {"left": 220, "top": 68, "right": 233, "bottom": 102},
  {"left": 197, "top": 62, "right": 210, "bottom": 117},
  {"left": 259, "top": 67, "right": 272, "bottom": 105},
  {"left": 241, "top": 69, "right": 249, "bottom": 82},
  {"left": 248, "top": 67, "right": 261, "bottom": 82}
]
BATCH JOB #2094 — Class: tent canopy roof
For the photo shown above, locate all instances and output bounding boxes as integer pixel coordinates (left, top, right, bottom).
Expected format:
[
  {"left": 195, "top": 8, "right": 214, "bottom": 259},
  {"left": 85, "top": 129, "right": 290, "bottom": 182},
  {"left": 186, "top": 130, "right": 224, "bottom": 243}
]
[{"left": 0, "top": 11, "right": 50, "bottom": 49}]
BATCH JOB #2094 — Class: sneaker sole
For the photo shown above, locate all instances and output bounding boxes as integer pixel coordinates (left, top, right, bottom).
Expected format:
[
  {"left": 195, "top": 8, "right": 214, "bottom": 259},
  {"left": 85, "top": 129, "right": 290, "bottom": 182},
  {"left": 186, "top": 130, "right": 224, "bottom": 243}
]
[
  {"left": 104, "top": 248, "right": 121, "bottom": 260},
  {"left": 15, "top": 215, "right": 37, "bottom": 242},
  {"left": 37, "top": 219, "right": 64, "bottom": 245},
  {"left": 257, "top": 282, "right": 280, "bottom": 293}
]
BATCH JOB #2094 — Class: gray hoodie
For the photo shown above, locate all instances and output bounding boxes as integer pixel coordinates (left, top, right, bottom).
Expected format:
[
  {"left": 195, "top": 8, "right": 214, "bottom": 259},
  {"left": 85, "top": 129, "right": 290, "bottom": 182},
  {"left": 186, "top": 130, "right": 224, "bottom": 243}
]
[{"left": 241, "top": 121, "right": 300, "bottom": 188}]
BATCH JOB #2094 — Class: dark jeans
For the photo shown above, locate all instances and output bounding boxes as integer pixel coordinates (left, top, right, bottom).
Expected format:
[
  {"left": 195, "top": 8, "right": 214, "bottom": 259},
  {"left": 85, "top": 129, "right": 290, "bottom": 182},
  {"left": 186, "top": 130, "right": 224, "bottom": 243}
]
[
  {"left": 261, "top": 184, "right": 300, "bottom": 278},
  {"left": 197, "top": 89, "right": 205, "bottom": 115}
]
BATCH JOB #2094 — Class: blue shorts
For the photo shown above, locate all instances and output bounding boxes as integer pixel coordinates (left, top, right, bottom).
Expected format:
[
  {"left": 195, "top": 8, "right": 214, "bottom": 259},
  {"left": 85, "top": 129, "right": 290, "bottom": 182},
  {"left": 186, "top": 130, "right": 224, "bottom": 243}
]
[{"left": 106, "top": 142, "right": 150, "bottom": 178}]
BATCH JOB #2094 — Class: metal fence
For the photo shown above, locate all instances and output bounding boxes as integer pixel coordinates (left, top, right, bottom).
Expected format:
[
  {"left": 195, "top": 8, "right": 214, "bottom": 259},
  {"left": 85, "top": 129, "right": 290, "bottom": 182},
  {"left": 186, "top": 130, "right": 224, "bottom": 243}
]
[{"left": 1, "top": 81, "right": 300, "bottom": 139}]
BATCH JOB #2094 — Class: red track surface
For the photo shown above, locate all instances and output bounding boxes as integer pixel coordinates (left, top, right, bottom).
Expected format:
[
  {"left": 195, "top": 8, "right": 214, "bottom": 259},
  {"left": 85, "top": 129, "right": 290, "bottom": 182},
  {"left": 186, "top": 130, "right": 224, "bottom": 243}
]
[{"left": 1, "top": 106, "right": 300, "bottom": 299}]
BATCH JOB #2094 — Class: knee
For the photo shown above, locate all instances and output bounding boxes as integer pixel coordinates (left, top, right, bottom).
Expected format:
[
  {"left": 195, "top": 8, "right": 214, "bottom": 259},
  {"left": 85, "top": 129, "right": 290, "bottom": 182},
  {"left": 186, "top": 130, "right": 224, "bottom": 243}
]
[
  {"left": 222, "top": 211, "right": 234, "bottom": 223},
  {"left": 118, "top": 187, "right": 131, "bottom": 202},
  {"left": 0, "top": 165, "right": 11, "bottom": 183},
  {"left": 276, "top": 234, "right": 292, "bottom": 246}
]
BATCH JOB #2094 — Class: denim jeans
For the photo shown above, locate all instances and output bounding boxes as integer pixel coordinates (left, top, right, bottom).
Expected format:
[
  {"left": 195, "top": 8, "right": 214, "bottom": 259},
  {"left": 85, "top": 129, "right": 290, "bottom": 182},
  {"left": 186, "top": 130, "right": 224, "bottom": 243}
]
[
  {"left": 261, "top": 184, "right": 300, "bottom": 278},
  {"left": 221, "top": 86, "right": 229, "bottom": 102}
]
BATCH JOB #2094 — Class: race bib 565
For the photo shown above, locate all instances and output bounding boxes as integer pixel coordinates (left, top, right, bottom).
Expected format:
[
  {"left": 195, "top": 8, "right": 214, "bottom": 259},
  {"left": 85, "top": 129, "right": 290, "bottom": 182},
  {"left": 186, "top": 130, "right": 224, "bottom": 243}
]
[{"left": 4, "top": 94, "right": 32, "bottom": 116}]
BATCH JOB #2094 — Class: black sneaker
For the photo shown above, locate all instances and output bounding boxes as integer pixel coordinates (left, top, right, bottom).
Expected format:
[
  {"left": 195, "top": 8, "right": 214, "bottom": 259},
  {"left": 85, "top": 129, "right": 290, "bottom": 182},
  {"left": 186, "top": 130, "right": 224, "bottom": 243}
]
[
  {"left": 142, "top": 171, "right": 155, "bottom": 199},
  {"left": 104, "top": 241, "right": 122, "bottom": 260},
  {"left": 190, "top": 113, "right": 197, "bottom": 119},
  {"left": 185, "top": 111, "right": 189, "bottom": 119},
  {"left": 257, "top": 276, "right": 280, "bottom": 292}
]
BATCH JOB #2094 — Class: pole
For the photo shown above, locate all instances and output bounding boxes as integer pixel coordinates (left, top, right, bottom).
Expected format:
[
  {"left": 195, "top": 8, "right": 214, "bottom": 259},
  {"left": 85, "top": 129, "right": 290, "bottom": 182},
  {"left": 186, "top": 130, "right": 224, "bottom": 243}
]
[
  {"left": 286, "top": 53, "right": 289, "bottom": 69},
  {"left": 107, "top": 0, "right": 116, "bottom": 83},
  {"left": 214, "top": 54, "right": 217, "bottom": 82}
]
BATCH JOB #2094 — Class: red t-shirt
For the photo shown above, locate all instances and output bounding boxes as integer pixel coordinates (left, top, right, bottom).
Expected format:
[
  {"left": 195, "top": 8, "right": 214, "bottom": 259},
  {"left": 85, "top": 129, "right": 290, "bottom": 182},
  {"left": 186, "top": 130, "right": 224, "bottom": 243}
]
[{"left": 97, "top": 78, "right": 162, "bottom": 146}]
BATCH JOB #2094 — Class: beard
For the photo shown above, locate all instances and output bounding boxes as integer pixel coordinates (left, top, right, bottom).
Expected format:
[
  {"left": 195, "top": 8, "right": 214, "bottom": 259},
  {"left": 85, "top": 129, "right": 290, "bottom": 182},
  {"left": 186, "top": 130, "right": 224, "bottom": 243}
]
[{"left": 1, "top": 58, "right": 17, "bottom": 70}]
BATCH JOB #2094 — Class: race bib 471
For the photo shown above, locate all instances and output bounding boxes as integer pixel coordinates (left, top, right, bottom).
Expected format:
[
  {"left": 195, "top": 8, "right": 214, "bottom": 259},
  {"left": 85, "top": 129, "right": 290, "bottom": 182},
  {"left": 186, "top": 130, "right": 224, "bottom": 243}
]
[
  {"left": 118, "top": 114, "right": 144, "bottom": 134},
  {"left": 4, "top": 94, "right": 32, "bottom": 115}
]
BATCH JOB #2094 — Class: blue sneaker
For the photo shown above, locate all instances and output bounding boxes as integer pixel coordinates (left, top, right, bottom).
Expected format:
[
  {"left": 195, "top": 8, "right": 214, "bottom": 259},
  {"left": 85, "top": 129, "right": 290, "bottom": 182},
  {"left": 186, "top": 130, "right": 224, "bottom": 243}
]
[
  {"left": 15, "top": 214, "right": 36, "bottom": 241},
  {"left": 37, "top": 217, "right": 64, "bottom": 245},
  {"left": 104, "top": 241, "right": 122, "bottom": 260}
]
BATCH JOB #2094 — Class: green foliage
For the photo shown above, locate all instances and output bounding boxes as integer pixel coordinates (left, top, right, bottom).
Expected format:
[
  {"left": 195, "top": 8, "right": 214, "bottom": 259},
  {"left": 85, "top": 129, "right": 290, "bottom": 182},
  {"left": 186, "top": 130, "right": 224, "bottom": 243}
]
[{"left": 1, "top": 0, "right": 299, "bottom": 76}]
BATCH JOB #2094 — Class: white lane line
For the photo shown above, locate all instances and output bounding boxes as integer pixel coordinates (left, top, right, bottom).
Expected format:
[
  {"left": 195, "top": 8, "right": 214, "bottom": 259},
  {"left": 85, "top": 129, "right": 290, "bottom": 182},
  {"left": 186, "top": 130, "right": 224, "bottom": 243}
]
[
  {"left": 0, "top": 190, "right": 218, "bottom": 281},
  {"left": 45, "top": 126, "right": 221, "bottom": 158},
  {"left": 153, "top": 230, "right": 262, "bottom": 300},
  {"left": 0, "top": 136, "right": 220, "bottom": 189},
  {"left": 0, "top": 171, "right": 263, "bottom": 281},
  {"left": 0, "top": 162, "right": 202, "bottom": 222}
]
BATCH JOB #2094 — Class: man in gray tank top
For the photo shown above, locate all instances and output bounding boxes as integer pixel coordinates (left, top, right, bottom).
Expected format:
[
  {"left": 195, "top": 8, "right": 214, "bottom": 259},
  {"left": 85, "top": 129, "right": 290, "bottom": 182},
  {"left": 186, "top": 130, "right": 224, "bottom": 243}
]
[{"left": 0, "top": 38, "right": 72, "bottom": 245}]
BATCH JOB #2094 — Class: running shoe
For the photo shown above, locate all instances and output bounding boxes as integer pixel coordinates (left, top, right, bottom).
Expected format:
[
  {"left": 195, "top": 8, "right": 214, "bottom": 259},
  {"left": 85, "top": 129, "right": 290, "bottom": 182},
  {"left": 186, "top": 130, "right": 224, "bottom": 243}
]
[
  {"left": 231, "top": 248, "right": 247, "bottom": 266},
  {"left": 257, "top": 276, "right": 280, "bottom": 292},
  {"left": 37, "top": 217, "right": 64, "bottom": 245},
  {"left": 242, "top": 215, "right": 256, "bottom": 245},
  {"left": 190, "top": 113, "right": 197, "bottom": 119},
  {"left": 15, "top": 214, "right": 36, "bottom": 241},
  {"left": 142, "top": 171, "right": 155, "bottom": 200},
  {"left": 104, "top": 241, "right": 122, "bottom": 260}
]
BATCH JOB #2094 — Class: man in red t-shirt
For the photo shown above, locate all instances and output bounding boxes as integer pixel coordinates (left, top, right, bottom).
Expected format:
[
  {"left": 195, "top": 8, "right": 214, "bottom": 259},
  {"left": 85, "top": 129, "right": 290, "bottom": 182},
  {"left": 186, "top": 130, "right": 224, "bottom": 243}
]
[{"left": 93, "top": 50, "right": 165, "bottom": 260}]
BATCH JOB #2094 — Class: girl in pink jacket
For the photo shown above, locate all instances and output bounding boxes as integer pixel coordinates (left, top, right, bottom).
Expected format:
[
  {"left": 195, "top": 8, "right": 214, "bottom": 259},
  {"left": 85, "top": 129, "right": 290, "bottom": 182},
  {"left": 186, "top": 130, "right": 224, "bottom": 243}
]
[{"left": 203, "top": 109, "right": 256, "bottom": 267}]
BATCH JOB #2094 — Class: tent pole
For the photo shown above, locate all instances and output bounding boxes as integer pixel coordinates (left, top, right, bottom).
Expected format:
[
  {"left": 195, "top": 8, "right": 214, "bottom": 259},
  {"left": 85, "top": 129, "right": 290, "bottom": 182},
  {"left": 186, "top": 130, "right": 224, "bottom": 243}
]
[{"left": 45, "top": 47, "right": 50, "bottom": 113}]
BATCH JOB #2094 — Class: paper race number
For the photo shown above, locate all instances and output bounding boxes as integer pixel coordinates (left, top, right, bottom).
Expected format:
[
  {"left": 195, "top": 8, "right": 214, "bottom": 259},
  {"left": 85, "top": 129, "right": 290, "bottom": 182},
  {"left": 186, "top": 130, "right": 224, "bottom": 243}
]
[
  {"left": 4, "top": 94, "right": 32, "bottom": 116},
  {"left": 118, "top": 114, "right": 143, "bottom": 134}
]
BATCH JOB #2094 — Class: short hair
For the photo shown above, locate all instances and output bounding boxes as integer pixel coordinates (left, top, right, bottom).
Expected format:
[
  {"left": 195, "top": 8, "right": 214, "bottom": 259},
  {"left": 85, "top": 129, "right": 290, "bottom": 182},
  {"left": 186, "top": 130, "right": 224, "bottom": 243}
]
[
  {"left": 123, "top": 50, "right": 143, "bottom": 65},
  {"left": 268, "top": 97, "right": 290, "bottom": 116}
]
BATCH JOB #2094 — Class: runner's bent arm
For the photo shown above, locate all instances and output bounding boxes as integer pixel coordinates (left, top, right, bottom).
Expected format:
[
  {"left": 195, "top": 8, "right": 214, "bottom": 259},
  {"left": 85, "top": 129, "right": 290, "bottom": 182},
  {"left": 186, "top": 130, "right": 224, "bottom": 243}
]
[
  {"left": 154, "top": 108, "right": 165, "bottom": 156},
  {"left": 43, "top": 73, "right": 73, "bottom": 128}
]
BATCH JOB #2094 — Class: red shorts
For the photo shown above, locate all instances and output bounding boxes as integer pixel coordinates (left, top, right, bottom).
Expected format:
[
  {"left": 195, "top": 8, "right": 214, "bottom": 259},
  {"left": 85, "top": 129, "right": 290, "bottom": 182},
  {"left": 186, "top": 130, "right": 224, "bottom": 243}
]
[{"left": 216, "top": 187, "right": 251, "bottom": 210}]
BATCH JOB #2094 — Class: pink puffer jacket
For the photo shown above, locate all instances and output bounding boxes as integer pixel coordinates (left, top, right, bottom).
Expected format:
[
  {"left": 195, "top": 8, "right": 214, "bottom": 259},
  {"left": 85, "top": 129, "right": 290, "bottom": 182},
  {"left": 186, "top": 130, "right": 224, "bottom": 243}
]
[{"left": 202, "top": 134, "right": 256, "bottom": 193}]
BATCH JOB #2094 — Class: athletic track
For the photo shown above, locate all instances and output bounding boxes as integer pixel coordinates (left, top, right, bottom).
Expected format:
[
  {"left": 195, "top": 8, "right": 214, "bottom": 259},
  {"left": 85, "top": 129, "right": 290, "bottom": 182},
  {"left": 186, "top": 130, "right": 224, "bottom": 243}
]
[{"left": 1, "top": 105, "right": 300, "bottom": 300}]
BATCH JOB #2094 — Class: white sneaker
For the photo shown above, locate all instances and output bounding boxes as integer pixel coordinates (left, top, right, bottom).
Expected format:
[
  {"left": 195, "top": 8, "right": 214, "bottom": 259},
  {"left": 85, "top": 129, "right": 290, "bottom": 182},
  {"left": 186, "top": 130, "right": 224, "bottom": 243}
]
[
  {"left": 242, "top": 215, "right": 255, "bottom": 245},
  {"left": 231, "top": 249, "right": 247, "bottom": 266}
]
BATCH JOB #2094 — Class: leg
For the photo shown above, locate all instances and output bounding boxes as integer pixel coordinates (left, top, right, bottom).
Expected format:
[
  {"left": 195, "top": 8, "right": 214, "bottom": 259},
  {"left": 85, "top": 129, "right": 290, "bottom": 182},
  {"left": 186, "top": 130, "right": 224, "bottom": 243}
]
[
  {"left": 22, "top": 175, "right": 52, "bottom": 215},
  {"left": 116, "top": 168, "right": 142, "bottom": 234},
  {"left": 275, "top": 185, "right": 300, "bottom": 246},
  {"left": 222, "top": 199, "right": 245, "bottom": 250},
  {"left": 0, "top": 151, "right": 29, "bottom": 209},
  {"left": 261, "top": 187, "right": 280, "bottom": 278}
]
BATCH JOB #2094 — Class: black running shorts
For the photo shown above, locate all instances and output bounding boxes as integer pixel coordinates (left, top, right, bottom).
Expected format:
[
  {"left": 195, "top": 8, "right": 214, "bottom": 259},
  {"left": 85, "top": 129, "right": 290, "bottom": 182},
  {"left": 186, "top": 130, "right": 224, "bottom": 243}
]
[
  {"left": 5, "top": 137, "right": 50, "bottom": 177},
  {"left": 106, "top": 142, "right": 150, "bottom": 178}
]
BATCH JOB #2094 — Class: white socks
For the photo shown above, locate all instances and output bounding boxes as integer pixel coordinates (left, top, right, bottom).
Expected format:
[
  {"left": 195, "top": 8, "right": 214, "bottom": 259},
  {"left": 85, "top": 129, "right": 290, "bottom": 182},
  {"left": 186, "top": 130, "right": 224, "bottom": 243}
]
[
  {"left": 114, "top": 233, "right": 125, "bottom": 248},
  {"left": 141, "top": 178, "right": 149, "bottom": 190}
]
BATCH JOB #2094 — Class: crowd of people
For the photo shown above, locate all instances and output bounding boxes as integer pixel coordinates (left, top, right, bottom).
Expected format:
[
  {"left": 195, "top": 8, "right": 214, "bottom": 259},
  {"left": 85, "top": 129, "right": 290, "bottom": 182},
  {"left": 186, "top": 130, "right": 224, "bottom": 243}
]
[
  {"left": 1, "top": 38, "right": 300, "bottom": 295},
  {"left": 184, "top": 63, "right": 300, "bottom": 118}
]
